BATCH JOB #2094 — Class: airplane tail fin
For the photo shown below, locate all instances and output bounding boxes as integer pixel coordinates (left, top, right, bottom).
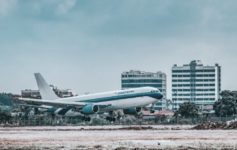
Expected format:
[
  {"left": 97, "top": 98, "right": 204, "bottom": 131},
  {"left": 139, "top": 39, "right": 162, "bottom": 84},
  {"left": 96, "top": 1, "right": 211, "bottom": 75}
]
[{"left": 34, "top": 73, "right": 59, "bottom": 100}]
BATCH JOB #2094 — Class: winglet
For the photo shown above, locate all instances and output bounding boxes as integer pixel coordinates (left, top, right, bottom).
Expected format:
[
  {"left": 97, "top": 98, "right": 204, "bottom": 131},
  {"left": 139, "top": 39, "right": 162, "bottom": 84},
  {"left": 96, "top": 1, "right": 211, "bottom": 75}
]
[{"left": 34, "top": 73, "right": 59, "bottom": 100}]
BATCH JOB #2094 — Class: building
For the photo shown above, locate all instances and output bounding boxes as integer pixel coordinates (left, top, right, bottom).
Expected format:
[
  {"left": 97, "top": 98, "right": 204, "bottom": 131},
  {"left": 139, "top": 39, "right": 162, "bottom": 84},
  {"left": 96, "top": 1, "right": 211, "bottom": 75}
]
[
  {"left": 172, "top": 60, "right": 221, "bottom": 110},
  {"left": 121, "top": 70, "right": 167, "bottom": 110},
  {"left": 51, "top": 85, "right": 74, "bottom": 98},
  {"left": 21, "top": 89, "right": 41, "bottom": 99},
  {"left": 21, "top": 85, "right": 74, "bottom": 99}
]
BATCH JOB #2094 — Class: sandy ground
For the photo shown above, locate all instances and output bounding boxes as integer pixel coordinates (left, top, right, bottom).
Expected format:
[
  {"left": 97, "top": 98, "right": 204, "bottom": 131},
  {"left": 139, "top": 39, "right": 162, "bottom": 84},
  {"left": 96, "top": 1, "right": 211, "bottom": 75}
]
[{"left": 0, "top": 125, "right": 236, "bottom": 150}]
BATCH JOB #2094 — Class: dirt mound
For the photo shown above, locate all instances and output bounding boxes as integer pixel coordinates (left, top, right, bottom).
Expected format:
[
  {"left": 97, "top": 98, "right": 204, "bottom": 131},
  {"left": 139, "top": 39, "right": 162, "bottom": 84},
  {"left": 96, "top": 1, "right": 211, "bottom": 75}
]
[{"left": 193, "top": 120, "right": 237, "bottom": 130}]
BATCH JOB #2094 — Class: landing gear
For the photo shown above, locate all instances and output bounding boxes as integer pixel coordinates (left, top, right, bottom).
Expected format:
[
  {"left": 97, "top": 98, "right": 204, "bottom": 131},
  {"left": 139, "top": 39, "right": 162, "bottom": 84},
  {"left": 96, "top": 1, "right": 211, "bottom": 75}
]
[
  {"left": 105, "top": 116, "right": 116, "bottom": 122},
  {"left": 82, "top": 116, "right": 91, "bottom": 121},
  {"left": 150, "top": 103, "right": 155, "bottom": 113},
  {"left": 150, "top": 109, "right": 155, "bottom": 113},
  {"left": 105, "top": 110, "right": 123, "bottom": 122},
  {"left": 34, "top": 108, "right": 39, "bottom": 115}
]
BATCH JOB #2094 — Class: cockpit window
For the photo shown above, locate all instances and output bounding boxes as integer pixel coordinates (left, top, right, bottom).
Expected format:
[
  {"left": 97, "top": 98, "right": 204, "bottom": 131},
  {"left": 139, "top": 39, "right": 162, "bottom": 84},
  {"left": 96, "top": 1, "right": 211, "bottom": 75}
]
[{"left": 151, "top": 90, "right": 159, "bottom": 93}]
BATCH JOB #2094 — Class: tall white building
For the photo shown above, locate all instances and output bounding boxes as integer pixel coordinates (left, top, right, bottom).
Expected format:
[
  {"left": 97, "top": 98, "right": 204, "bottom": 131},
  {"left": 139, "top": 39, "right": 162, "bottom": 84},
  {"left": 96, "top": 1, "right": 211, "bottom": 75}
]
[
  {"left": 172, "top": 60, "right": 221, "bottom": 110},
  {"left": 121, "top": 70, "right": 167, "bottom": 110}
]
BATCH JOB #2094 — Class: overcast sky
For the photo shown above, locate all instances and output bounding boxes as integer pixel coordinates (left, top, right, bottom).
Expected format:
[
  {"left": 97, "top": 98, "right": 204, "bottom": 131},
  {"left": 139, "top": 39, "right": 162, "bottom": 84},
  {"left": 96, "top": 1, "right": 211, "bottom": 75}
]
[{"left": 0, "top": 0, "right": 237, "bottom": 98}]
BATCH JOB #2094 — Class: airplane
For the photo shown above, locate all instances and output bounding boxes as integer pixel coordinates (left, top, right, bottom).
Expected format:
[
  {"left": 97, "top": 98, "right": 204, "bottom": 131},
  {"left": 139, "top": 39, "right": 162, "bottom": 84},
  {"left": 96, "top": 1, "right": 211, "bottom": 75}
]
[{"left": 17, "top": 73, "right": 163, "bottom": 121}]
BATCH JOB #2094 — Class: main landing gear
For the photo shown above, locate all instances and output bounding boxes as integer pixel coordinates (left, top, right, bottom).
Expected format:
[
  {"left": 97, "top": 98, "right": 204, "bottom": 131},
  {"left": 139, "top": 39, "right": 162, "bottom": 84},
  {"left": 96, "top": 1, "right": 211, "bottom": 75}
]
[
  {"left": 82, "top": 116, "right": 91, "bottom": 121},
  {"left": 105, "top": 111, "right": 122, "bottom": 122},
  {"left": 105, "top": 116, "right": 116, "bottom": 122}
]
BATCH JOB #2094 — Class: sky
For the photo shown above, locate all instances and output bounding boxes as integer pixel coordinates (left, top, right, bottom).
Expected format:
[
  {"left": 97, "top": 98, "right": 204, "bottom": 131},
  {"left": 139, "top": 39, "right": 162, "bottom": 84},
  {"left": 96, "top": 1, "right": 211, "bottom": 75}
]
[{"left": 0, "top": 0, "right": 237, "bottom": 98}]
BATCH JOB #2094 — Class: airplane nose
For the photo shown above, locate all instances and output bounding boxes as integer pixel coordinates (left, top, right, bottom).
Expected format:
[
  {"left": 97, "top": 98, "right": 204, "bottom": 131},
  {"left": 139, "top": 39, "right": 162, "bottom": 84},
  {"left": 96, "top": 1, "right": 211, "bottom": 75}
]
[
  {"left": 149, "top": 91, "right": 163, "bottom": 99},
  {"left": 157, "top": 93, "right": 163, "bottom": 99},
  {"left": 152, "top": 93, "right": 163, "bottom": 99}
]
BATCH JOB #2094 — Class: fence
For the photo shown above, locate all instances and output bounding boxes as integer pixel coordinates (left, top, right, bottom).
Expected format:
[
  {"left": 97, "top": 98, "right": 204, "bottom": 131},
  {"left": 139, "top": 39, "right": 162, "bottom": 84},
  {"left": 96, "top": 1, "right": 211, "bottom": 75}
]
[{"left": 2, "top": 114, "right": 236, "bottom": 127}]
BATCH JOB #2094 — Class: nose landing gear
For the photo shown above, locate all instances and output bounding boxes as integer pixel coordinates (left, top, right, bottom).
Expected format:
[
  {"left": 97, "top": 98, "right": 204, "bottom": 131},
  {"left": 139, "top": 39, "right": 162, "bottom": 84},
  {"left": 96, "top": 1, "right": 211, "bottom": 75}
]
[{"left": 150, "top": 103, "right": 155, "bottom": 113}]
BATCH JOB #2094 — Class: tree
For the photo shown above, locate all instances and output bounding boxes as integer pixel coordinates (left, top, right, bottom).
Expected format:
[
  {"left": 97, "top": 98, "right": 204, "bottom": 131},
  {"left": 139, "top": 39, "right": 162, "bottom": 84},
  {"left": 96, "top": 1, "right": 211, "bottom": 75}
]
[
  {"left": 213, "top": 90, "right": 237, "bottom": 117},
  {"left": 175, "top": 102, "right": 199, "bottom": 118},
  {"left": 0, "top": 108, "right": 12, "bottom": 123},
  {"left": 0, "top": 93, "right": 13, "bottom": 106}
]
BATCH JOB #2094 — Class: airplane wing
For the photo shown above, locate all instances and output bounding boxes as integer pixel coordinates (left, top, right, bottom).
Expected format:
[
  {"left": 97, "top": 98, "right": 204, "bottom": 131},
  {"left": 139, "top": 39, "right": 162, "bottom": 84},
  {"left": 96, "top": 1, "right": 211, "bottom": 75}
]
[
  {"left": 17, "top": 103, "right": 54, "bottom": 109},
  {"left": 16, "top": 98, "right": 111, "bottom": 109}
]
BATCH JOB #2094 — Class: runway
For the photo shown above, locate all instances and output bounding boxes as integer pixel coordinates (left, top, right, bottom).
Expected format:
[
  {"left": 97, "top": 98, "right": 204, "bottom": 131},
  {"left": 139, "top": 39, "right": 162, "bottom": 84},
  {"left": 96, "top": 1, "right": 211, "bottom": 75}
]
[{"left": 0, "top": 125, "right": 236, "bottom": 150}]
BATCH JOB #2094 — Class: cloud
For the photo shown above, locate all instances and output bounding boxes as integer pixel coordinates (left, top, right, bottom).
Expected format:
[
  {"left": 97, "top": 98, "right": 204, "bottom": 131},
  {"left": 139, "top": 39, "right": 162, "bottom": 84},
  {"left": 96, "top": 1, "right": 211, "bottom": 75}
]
[
  {"left": 26, "top": 0, "right": 77, "bottom": 16},
  {"left": 55, "top": 0, "right": 77, "bottom": 15},
  {"left": 0, "top": 0, "right": 17, "bottom": 16},
  {"left": 1, "top": 0, "right": 237, "bottom": 95}
]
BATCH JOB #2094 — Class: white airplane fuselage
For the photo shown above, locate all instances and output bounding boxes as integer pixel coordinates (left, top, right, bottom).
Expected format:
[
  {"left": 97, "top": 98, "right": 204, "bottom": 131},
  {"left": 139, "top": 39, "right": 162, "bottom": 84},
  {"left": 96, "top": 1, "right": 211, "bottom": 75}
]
[{"left": 54, "top": 87, "right": 162, "bottom": 111}]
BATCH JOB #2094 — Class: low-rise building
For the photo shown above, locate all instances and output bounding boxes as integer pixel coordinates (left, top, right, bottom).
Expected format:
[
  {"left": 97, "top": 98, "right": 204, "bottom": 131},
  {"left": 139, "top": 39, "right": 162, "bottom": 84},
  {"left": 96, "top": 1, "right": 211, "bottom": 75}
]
[
  {"left": 21, "top": 85, "right": 74, "bottom": 99},
  {"left": 21, "top": 89, "right": 41, "bottom": 99}
]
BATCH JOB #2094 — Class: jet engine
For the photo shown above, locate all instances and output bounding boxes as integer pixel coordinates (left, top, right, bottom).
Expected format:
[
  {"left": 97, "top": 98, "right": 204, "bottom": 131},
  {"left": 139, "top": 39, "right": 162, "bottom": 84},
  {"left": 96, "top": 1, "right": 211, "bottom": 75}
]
[
  {"left": 81, "top": 104, "right": 99, "bottom": 114},
  {"left": 123, "top": 107, "right": 142, "bottom": 115}
]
